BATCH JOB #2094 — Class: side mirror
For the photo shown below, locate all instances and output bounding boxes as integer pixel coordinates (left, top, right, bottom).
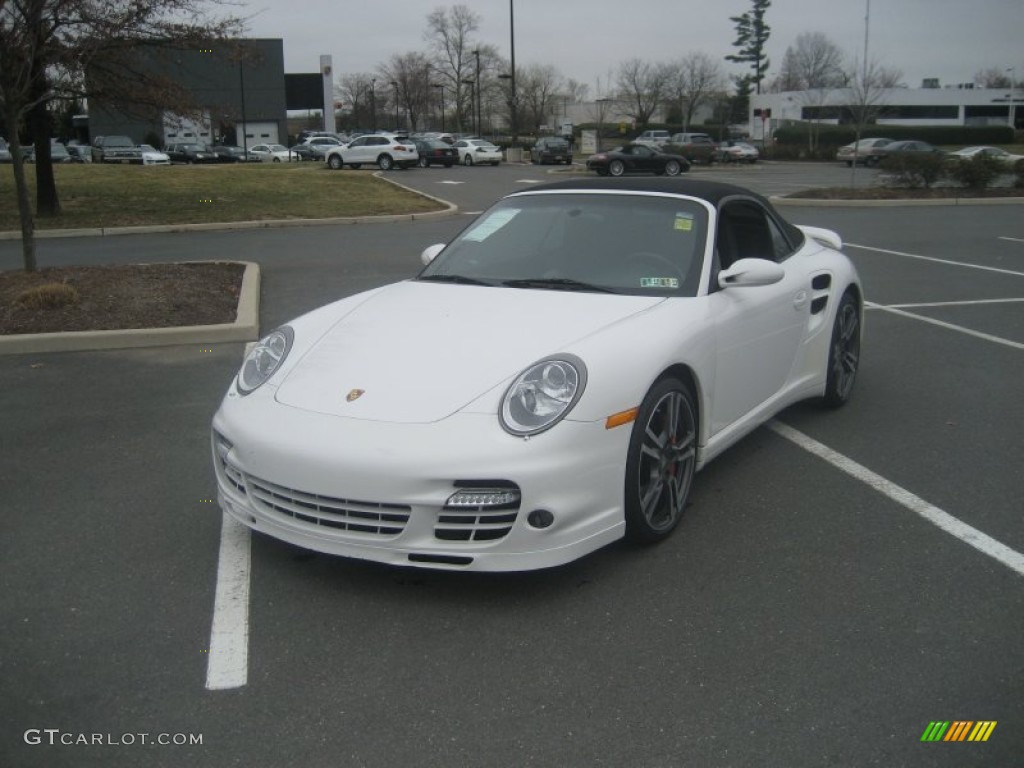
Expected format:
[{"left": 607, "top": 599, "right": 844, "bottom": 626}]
[
  {"left": 420, "top": 243, "right": 445, "bottom": 266},
  {"left": 718, "top": 258, "right": 785, "bottom": 288}
]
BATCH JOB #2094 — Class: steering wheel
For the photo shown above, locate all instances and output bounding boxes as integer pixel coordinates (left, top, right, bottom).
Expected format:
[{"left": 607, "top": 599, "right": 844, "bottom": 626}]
[{"left": 625, "top": 251, "right": 686, "bottom": 283}]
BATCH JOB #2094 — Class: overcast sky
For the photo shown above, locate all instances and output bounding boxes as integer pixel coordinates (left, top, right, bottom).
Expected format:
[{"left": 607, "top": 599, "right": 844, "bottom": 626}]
[{"left": 241, "top": 0, "right": 1023, "bottom": 92}]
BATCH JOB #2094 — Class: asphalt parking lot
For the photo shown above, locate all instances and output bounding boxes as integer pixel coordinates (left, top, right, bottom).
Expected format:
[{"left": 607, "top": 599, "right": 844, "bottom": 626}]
[{"left": 1, "top": 162, "right": 1022, "bottom": 767}]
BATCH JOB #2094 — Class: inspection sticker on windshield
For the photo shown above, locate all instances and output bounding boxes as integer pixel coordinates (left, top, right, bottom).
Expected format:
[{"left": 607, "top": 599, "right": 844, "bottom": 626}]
[
  {"left": 641, "top": 277, "right": 679, "bottom": 289},
  {"left": 463, "top": 208, "right": 519, "bottom": 242},
  {"left": 674, "top": 212, "right": 694, "bottom": 231}
]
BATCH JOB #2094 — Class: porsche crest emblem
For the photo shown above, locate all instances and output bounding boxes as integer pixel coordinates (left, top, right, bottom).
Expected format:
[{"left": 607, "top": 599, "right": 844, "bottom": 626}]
[{"left": 346, "top": 389, "right": 365, "bottom": 402}]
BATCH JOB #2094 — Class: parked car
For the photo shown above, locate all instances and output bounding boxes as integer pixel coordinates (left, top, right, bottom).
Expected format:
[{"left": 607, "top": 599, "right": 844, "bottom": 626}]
[
  {"left": 835, "top": 137, "right": 893, "bottom": 166},
  {"left": 288, "top": 143, "right": 318, "bottom": 161},
  {"left": 716, "top": 141, "right": 759, "bottom": 164},
  {"left": 586, "top": 144, "right": 690, "bottom": 177},
  {"left": 249, "top": 143, "right": 299, "bottom": 162},
  {"left": 91, "top": 135, "right": 143, "bottom": 164},
  {"left": 211, "top": 177, "right": 862, "bottom": 571},
  {"left": 22, "top": 142, "right": 73, "bottom": 164},
  {"left": 532, "top": 136, "right": 573, "bottom": 165},
  {"left": 413, "top": 138, "right": 457, "bottom": 167},
  {"left": 947, "top": 145, "right": 1024, "bottom": 166},
  {"left": 66, "top": 143, "right": 91, "bottom": 163},
  {"left": 872, "top": 139, "right": 944, "bottom": 162},
  {"left": 210, "top": 145, "right": 253, "bottom": 163},
  {"left": 164, "top": 142, "right": 219, "bottom": 164},
  {"left": 324, "top": 134, "right": 418, "bottom": 170},
  {"left": 302, "top": 136, "right": 345, "bottom": 158},
  {"left": 0, "top": 138, "right": 10, "bottom": 163},
  {"left": 454, "top": 138, "right": 501, "bottom": 166},
  {"left": 633, "top": 129, "right": 672, "bottom": 148},
  {"left": 138, "top": 144, "right": 171, "bottom": 165},
  {"left": 668, "top": 133, "right": 718, "bottom": 165}
]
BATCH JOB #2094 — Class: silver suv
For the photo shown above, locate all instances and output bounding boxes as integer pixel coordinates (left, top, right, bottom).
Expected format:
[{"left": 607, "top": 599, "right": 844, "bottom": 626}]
[{"left": 324, "top": 134, "right": 418, "bottom": 170}]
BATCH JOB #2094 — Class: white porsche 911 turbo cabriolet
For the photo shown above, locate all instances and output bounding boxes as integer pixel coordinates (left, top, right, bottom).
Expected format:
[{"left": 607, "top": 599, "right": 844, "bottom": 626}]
[{"left": 212, "top": 178, "right": 862, "bottom": 571}]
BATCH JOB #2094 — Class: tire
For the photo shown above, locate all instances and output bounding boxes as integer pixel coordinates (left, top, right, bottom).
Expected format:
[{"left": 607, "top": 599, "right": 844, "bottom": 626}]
[
  {"left": 418, "top": 156, "right": 429, "bottom": 168},
  {"left": 377, "top": 154, "right": 394, "bottom": 171},
  {"left": 272, "top": 157, "right": 280, "bottom": 163},
  {"left": 463, "top": 154, "right": 474, "bottom": 166},
  {"left": 822, "top": 291, "right": 861, "bottom": 408},
  {"left": 624, "top": 378, "right": 697, "bottom": 544},
  {"left": 664, "top": 160, "right": 682, "bottom": 176},
  {"left": 608, "top": 159, "right": 625, "bottom": 177},
  {"left": 328, "top": 154, "right": 343, "bottom": 170}
]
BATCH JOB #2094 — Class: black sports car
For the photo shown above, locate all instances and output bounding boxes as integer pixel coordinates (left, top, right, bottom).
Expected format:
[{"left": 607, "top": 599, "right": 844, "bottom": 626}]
[
  {"left": 587, "top": 144, "right": 690, "bottom": 177},
  {"left": 414, "top": 138, "right": 457, "bottom": 167}
]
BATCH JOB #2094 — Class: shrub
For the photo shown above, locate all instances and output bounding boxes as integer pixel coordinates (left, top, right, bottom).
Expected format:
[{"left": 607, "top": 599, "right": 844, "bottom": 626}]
[
  {"left": 947, "top": 154, "right": 1004, "bottom": 190},
  {"left": 879, "top": 152, "right": 947, "bottom": 188},
  {"left": 15, "top": 282, "right": 80, "bottom": 310}
]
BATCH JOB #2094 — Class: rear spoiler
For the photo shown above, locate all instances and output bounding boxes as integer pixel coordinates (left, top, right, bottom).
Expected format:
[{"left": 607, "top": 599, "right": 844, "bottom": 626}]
[{"left": 798, "top": 225, "right": 843, "bottom": 251}]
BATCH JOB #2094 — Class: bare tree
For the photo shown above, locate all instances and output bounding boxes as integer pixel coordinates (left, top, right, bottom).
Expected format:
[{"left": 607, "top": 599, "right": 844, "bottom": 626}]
[
  {"left": 517, "top": 64, "right": 562, "bottom": 134},
  {"left": 616, "top": 58, "right": 670, "bottom": 128},
  {"left": 424, "top": 4, "right": 480, "bottom": 133},
  {"left": 336, "top": 73, "right": 377, "bottom": 129},
  {"left": 667, "top": 52, "right": 725, "bottom": 131},
  {"left": 773, "top": 32, "right": 847, "bottom": 92},
  {"left": 846, "top": 59, "right": 903, "bottom": 185},
  {"left": 0, "top": 0, "right": 243, "bottom": 272},
  {"left": 379, "top": 52, "right": 433, "bottom": 132},
  {"left": 974, "top": 67, "right": 1013, "bottom": 89}
]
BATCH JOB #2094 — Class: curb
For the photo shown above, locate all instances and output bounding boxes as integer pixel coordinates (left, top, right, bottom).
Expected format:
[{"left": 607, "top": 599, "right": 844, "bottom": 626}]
[
  {"left": 0, "top": 177, "right": 459, "bottom": 241},
  {"left": 0, "top": 261, "right": 261, "bottom": 355},
  {"left": 772, "top": 195, "right": 1024, "bottom": 207}
]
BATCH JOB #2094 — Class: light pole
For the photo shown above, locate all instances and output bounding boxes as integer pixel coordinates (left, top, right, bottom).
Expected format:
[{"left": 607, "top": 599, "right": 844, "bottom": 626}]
[
  {"left": 509, "top": 0, "right": 517, "bottom": 146},
  {"left": 370, "top": 78, "right": 377, "bottom": 130},
  {"left": 432, "top": 83, "right": 445, "bottom": 132},
  {"left": 462, "top": 78, "right": 476, "bottom": 135},
  {"left": 390, "top": 80, "right": 400, "bottom": 130},
  {"left": 472, "top": 48, "right": 482, "bottom": 137}
]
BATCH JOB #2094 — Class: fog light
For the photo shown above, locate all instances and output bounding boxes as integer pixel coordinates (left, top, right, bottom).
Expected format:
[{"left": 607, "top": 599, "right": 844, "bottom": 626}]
[
  {"left": 526, "top": 509, "right": 554, "bottom": 529},
  {"left": 445, "top": 488, "right": 521, "bottom": 508}
]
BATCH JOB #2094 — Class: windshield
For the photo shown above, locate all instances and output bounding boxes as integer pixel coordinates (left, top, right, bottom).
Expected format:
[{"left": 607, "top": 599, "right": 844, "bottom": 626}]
[{"left": 418, "top": 192, "right": 708, "bottom": 297}]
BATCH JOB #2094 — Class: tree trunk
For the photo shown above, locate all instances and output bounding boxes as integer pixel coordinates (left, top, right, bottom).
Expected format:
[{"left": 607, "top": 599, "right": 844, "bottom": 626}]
[
  {"left": 5, "top": 122, "right": 38, "bottom": 272},
  {"left": 30, "top": 99, "right": 61, "bottom": 218}
]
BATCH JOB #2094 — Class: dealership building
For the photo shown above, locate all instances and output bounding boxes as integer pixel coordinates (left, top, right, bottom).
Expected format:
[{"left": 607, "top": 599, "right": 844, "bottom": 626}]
[
  {"left": 748, "top": 83, "right": 1023, "bottom": 140},
  {"left": 87, "top": 39, "right": 331, "bottom": 149}
]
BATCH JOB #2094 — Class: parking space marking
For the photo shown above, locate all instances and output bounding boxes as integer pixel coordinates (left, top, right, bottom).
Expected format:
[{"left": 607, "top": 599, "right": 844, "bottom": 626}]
[
  {"left": 883, "top": 298, "right": 1024, "bottom": 309},
  {"left": 770, "top": 421, "right": 1024, "bottom": 578},
  {"left": 998, "top": 236, "right": 1024, "bottom": 244},
  {"left": 205, "top": 511, "right": 252, "bottom": 690},
  {"left": 847, "top": 243, "right": 1024, "bottom": 278},
  {"left": 864, "top": 302, "right": 1023, "bottom": 350}
]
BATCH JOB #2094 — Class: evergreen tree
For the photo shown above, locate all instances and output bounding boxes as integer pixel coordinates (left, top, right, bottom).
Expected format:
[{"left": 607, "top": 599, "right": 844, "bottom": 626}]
[{"left": 725, "top": 0, "right": 772, "bottom": 95}]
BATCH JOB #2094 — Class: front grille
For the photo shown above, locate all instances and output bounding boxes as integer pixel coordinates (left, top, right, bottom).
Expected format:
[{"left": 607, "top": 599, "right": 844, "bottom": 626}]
[{"left": 248, "top": 477, "right": 411, "bottom": 535}]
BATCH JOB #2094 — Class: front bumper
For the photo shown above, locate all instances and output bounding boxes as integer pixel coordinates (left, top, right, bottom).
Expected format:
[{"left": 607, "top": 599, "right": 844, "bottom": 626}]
[{"left": 211, "top": 397, "right": 630, "bottom": 571}]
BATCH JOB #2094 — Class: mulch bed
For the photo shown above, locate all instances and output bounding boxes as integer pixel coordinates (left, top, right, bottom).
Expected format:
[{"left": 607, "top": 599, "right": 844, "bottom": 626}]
[{"left": 0, "top": 262, "right": 245, "bottom": 335}]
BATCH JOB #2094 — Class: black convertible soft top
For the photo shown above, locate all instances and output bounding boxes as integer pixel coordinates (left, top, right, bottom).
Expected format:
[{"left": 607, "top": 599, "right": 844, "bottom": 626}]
[{"left": 521, "top": 177, "right": 773, "bottom": 206}]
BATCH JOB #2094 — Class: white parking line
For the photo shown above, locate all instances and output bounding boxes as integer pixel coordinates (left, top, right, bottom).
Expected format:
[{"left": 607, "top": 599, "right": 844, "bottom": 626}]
[
  {"left": 846, "top": 243, "right": 1024, "bottom": 277},
  {"left": 864, "top": 302, "right": 1024, "bottom": 349},
  {"left": 998, "top": 236, "right": 1024, "bottom": 244},
  {"left": 205, "top": 511, "right": 252, "bottom": 690},
  {"left": 882, "top": 298, "right": 1024, "bottom": 309},
  {"left": 769, "top": 421, "right": 1024, "bottom": 578}
]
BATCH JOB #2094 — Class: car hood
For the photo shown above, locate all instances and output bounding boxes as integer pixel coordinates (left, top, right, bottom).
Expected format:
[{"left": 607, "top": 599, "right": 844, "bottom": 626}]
[{"left": 274, "top": 280, "right": 662, "bottom": 423}]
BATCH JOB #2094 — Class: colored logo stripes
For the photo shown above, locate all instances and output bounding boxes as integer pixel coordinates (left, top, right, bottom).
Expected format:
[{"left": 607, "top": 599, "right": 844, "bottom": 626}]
[{"left": 921, "top": 721, "right": 997, "bottom": 742}]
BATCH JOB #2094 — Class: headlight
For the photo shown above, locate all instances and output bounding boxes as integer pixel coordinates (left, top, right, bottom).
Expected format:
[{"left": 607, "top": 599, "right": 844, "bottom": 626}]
[
  {"left": 500, "top": 355, "right": 587, "bottom": 436},
  {"left": 236, "top": 326, "right": 294, "bottom": 395}
]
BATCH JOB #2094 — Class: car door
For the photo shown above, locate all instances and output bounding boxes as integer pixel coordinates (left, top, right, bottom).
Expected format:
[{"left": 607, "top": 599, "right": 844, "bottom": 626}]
[{"left": 707, "top": 198, "right": 809, "bottom": 434}]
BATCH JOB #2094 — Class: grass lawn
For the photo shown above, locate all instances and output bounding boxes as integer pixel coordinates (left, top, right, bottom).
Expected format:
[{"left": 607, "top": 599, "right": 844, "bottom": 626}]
[{"left": 0, "top": 162, "right": 445, "bottom": 231}]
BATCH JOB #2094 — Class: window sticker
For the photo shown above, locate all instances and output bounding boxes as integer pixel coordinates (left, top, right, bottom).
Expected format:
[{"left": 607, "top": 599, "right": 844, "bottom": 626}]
[
  {"left": 674, "top": 212, "right": 694, "bottom": 232},
  {"left": 462, "top": 208, "right": 520, "bottom": 242},
  {"left": 640, "top": 277, "right": 679, "bottom": 289}
]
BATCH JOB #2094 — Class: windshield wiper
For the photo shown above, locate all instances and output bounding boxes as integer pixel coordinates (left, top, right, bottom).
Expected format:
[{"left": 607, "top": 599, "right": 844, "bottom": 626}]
[
  {"left": 501, "top": 277, "right": 618, "bottom": 294},
  {"left": 418, "top": 274, "right": 494, "bottom": 286}
]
